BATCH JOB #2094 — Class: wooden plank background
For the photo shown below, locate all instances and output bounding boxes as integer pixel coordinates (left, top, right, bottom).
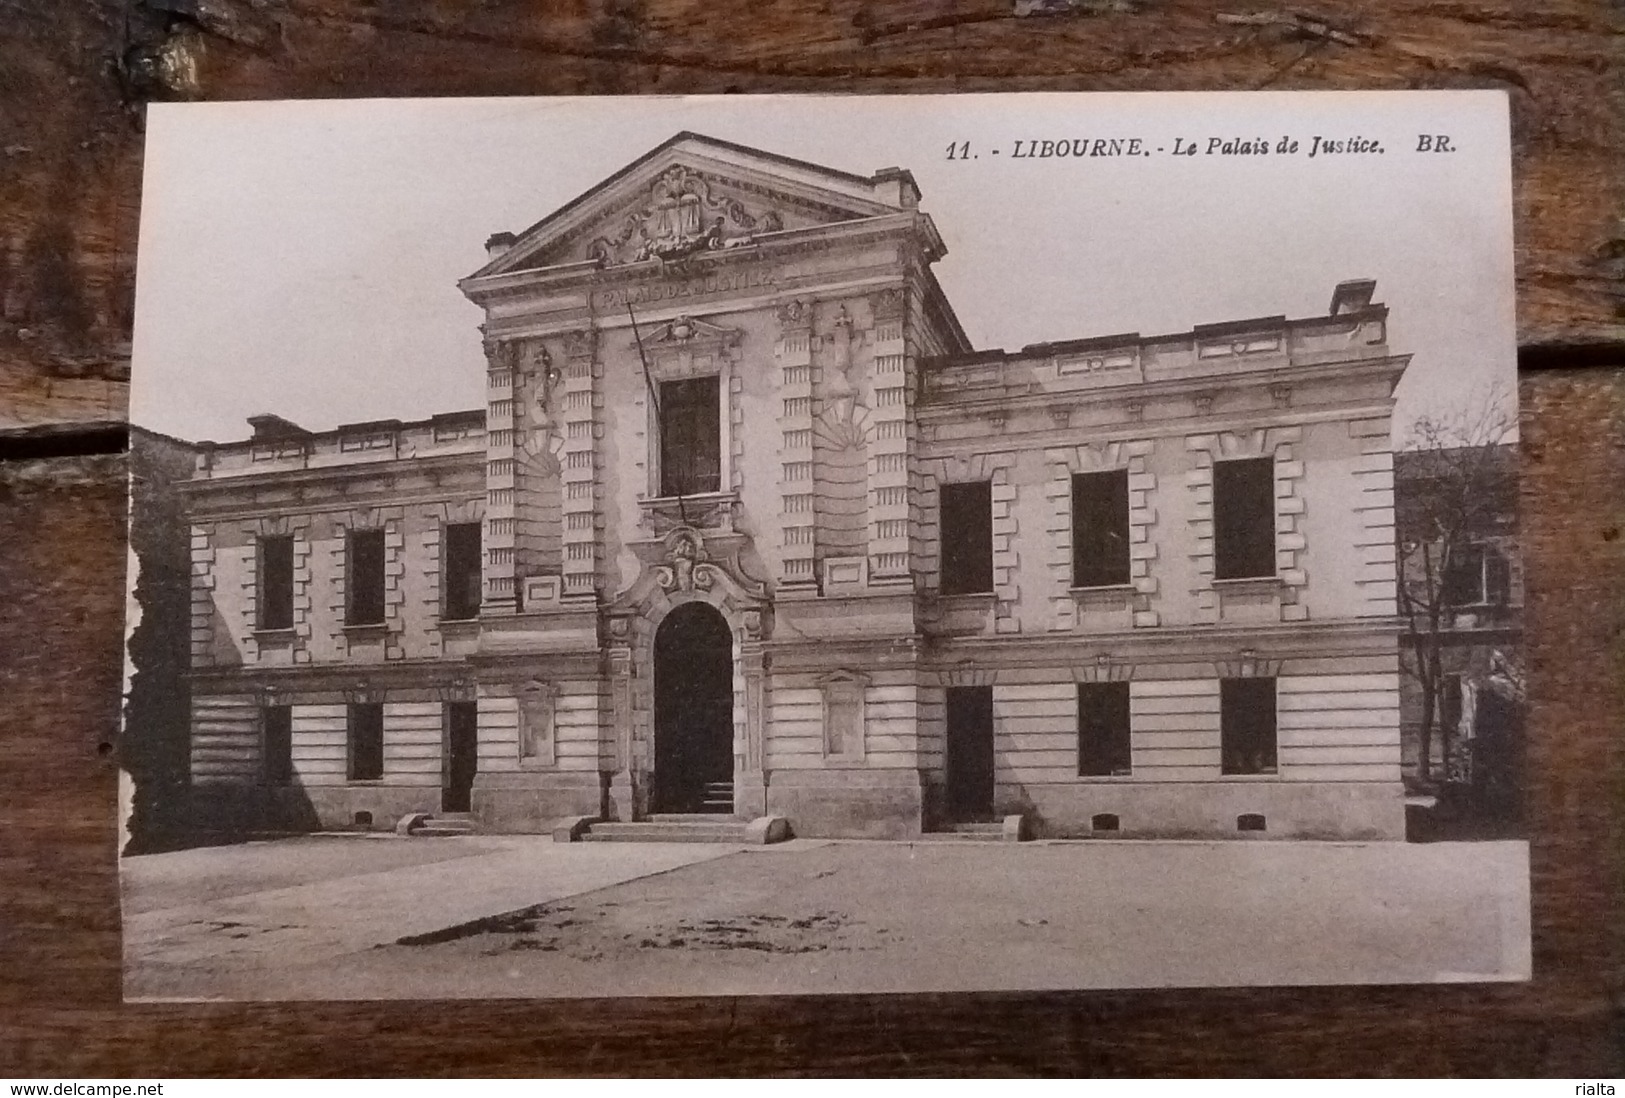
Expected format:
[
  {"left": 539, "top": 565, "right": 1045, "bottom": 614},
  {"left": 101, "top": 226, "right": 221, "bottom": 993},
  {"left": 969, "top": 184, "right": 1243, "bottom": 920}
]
[{"left": 1, "top": 0, "right": 1621, "bottom": 1076}]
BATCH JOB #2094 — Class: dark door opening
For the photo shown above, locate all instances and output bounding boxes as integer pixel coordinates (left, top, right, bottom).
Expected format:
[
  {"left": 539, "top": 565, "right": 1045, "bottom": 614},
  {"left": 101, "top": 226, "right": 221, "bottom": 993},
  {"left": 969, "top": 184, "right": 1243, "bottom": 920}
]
[
  {"left": 653, "top": 602, "right": 735, "bottom": 814},
  {"left": 443, "top": 701, "right": 478, "bottom": 813},
  {"left": 945, "top": 685, "right": 996, "bottom": 822}
]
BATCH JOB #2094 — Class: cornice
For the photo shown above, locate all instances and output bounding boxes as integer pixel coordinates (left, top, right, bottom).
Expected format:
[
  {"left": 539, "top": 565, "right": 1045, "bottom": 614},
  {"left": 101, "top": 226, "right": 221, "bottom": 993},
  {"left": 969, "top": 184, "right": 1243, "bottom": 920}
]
[
  {"left": 181, "top": 451, "right": 483, "bottom": 496},
  {"left": 478, "top": 264, "right": 934, "bottom": 342},
  {"left": 918, "top": 402, "right": 1400, "bottom": 457},
  {"left": 462, "top": 212, "right": 928, "bottom": 306},
  {"left": 918, "top": 355, "right": 1411, "bottom": 420}
]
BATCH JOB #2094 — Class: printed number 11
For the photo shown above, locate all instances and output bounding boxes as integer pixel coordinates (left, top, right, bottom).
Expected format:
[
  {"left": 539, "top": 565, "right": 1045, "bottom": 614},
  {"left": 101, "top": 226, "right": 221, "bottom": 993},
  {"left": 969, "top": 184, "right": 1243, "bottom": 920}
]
[{"left": 946, "top": 141, "right": 972, "bottom": 160}]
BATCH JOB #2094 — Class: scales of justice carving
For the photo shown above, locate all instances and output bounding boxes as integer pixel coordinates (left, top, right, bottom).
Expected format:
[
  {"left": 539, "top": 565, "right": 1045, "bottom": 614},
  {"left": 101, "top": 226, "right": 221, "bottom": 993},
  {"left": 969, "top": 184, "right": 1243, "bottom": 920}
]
[{"left": 588, "top": 165, "right": 786, "bottom": 266}]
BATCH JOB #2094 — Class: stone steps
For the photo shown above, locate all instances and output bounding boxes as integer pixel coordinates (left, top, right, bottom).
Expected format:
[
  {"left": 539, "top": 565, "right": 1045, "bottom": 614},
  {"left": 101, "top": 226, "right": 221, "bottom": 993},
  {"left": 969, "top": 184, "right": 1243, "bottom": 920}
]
[
  {"left": 701, "top": 781, "right": 734, "bottom": 814},
  {"left": 919, "top": 815, "right": 1030, "bottom": 843},
  {"left": 574, "top": 815, "right": 790, "bottom": 845},
  {"left": 917, "top": 823, "right": 1003, "bottom": 842},
  {"left": 396, "top": 811, "right": 478, "bottom": 838},
  {"left": 583, "top": 821, "right": 753, "bottom": 843}
]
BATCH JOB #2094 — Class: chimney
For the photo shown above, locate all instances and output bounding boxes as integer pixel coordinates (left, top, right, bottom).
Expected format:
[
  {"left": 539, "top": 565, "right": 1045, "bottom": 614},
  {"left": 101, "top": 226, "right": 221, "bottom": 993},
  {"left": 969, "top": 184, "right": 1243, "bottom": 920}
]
[
  {"left": 247, "top": 414, "right": 310, "bottom": 442},
  {"left": 485, "top": 232, "right": 517, "bottom": 260},
  {"left": 1329, "top": 279, "right": 1377, "bottom": 315},
  {"left": 871, "top": 167, "right": 920, "bottom": 210}
]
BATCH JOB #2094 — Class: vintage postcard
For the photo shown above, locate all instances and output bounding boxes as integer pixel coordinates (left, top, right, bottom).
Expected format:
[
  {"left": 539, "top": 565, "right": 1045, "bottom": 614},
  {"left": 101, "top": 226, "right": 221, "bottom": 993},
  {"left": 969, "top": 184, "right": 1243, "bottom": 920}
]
[{"left": 121, "top": 92, "right": 1527, "bottom": 1001}]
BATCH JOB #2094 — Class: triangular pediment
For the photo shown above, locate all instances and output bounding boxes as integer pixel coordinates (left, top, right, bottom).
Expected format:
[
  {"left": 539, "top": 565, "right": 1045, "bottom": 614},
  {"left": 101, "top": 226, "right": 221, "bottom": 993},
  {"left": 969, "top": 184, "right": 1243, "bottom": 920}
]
[{"left": 469, "top": 132, "right": 915, "bottom": 278}]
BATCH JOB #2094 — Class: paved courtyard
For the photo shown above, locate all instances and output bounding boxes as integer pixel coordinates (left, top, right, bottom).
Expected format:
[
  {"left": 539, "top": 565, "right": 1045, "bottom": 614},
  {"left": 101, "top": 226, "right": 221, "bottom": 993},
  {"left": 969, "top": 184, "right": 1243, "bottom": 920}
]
[{"left": 122, "top": 836, "right": 1530, "bottom": 1001}]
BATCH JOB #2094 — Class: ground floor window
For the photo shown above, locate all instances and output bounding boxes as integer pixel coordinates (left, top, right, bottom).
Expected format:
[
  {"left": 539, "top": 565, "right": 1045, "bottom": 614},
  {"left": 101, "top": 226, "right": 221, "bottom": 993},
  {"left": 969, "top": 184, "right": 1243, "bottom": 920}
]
[
  {"left": 443, "top": 700, "right": 478, "bottom": 812},
  {"left": 348, "top": 702, "right": 384, "bottom": 781},
  {"left": 1220, "top": 677, "right": 1277, "bottom": 775},
  {"left": 262, "top": 705, "right": 292, "bottom": 785},
  {"left": 1077, "top": 681, "right": 1131, "bottom": 776},
  {"left": 944, "top": 685, "right": 995, "bottom": 822}
]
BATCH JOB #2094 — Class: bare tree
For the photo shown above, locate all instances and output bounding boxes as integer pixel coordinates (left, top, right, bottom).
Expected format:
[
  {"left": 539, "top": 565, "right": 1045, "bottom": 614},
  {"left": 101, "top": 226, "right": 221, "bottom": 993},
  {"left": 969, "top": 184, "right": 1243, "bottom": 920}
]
[{"left": 1394, "top": 386, "right": 1516, "bottom": 787}]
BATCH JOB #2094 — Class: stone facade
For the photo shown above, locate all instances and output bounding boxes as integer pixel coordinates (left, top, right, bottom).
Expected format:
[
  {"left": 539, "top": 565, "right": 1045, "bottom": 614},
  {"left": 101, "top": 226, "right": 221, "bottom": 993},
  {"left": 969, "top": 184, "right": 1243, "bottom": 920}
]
[{"left": 176, "top": 133, "right": 1415, "bottom": 840}]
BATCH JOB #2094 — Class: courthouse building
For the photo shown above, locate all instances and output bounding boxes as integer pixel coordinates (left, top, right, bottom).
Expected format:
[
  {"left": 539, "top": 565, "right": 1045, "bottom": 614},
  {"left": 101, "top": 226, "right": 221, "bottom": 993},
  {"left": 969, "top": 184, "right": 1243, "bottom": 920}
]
[{"left": 176, "top": 133, "right": 1411, "bottom": 841}]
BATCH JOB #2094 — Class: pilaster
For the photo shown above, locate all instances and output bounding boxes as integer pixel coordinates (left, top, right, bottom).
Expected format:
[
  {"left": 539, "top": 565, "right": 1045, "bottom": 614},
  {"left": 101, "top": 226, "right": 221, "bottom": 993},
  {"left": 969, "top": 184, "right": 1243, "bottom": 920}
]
[
  {"left": 867, "top": 287, "right": 911, "bottom": 584},
  {"left": 1349, "top": 415, "right": 1398, "bottom": 616},
  {"left": 482, "top": 341, "right": 518, "bottom": 614},
  {"left": 559, "top": 329, "right": 600, "bottom": 602},
  {"left": 736, "top": 635, "right": 770, "bottom": 817},
  {"left": 775, "top": 299, "right": 817, "bottom": 589},
  {"left": 606, "top": 641, "right": 636, "bottom": 820},
  {"left": 382, "top": 518, "right": 407, "bottom": 660}
]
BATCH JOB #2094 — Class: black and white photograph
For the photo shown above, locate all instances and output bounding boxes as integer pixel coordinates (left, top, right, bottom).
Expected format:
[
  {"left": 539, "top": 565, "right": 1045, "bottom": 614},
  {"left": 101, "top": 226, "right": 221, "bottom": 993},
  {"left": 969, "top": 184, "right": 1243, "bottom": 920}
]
[{"left": 119, "top": 91, "right": 1527, "bottom": 1002}]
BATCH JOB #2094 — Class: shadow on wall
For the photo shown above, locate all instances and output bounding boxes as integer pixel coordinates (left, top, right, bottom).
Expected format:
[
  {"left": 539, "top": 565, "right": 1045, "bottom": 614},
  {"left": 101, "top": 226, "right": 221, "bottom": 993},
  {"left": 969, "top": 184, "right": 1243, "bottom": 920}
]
[{"left": 181, "top": 784, "right": 326, "bottom": 848}]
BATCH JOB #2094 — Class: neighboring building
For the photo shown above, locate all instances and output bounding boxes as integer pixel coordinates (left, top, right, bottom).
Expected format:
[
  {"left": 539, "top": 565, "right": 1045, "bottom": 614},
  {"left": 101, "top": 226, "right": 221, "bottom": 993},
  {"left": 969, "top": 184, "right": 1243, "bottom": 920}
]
[
  {"left": 175, "top": 133, "right": 1415, "bottom": 841},
  {"left": 124, "top": 428, "right": 201, "bottom": 852},
  {"left": 1394, "top": 444, "right": 1522, "bottom": 817}
]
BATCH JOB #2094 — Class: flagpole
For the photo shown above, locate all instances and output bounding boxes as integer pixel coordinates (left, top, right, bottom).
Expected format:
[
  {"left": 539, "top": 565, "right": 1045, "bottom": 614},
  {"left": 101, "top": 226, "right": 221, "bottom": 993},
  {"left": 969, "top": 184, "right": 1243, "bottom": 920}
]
[{"left": 627, "top": 305, "right": 691, "bottom": 529}]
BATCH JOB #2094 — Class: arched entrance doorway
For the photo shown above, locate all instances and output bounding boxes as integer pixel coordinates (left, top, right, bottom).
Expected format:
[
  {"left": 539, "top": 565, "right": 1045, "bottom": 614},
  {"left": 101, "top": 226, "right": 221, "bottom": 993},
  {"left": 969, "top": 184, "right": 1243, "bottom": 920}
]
[{"left": 652, "top": 601, "right": 735, "bottom": 814}]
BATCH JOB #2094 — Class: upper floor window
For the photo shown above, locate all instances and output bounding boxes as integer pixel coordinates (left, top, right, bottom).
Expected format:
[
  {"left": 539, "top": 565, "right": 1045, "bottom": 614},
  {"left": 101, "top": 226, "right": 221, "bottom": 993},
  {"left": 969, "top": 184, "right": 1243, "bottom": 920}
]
[
  {"left": 1072, "top": 470, "right": 1131, "bottom": 588},
  {"left": 1442, "top": 543, "right": 1511, "bottom": 607},
  {"left": 346, "top": 529, "right": 386, "bottom": 626},
  {"left": 1213, "top": 457, "right": 1276, "bottom": 580},
  {"left": 443, "top": 522, "right": 482, "bottom": 621},
  {"left": 659, "top": 377, "right": 720, "bottom": 497},
  {"left": 1078, "top": 681, "right": 1132, "bottom": 777},
  {"left": 939, "top": 480, "right": 993, "bottom": 595},
  {"left": 1220, "top": 677, "right": 1277, "bottom": 775},
  {"left": 257, "top": 535, "right": 294, "bottom": 630}
]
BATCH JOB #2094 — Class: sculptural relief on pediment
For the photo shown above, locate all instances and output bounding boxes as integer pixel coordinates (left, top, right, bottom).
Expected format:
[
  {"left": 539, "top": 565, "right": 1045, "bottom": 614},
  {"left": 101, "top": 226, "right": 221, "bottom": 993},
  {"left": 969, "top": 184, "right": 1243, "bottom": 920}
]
[{"left": 587, "top": 166, "right": 787, "bottom": 266}]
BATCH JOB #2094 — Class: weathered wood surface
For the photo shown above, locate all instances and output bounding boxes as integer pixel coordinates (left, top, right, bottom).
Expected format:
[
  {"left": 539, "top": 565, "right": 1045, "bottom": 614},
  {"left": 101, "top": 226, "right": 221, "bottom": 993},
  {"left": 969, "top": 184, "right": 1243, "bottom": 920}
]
[
  {"left": 1, "top": 0, "right": 1622, "bottom": 1078},
  {"left": 0, "top": 0, "right": 1622, "bottom": 429},
  {"left": 0, "top": 369, "right": 1620, "bottom": 1077}
]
